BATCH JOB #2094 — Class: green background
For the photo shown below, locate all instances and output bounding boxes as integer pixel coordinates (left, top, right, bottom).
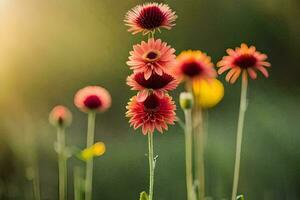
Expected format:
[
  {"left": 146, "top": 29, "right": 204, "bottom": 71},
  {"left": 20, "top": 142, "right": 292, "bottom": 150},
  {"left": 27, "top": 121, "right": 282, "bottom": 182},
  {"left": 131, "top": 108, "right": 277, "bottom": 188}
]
[{"left": 0, "top": 0, "right": 299, "bottom": 199}]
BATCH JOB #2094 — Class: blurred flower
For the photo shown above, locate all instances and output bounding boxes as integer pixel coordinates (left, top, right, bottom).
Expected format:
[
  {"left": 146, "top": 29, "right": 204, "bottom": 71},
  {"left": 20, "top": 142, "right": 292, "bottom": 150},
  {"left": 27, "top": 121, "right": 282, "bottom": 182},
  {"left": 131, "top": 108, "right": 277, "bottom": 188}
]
[
  {"left": 127, "top": 38, "right": 176, "bottom": 80},
  {"left": 74, "top": 86, "right": 111, "bottom": 113},
  {"left": 80, "top": 142, "right": 106, "bottom": 161},
  {"left": 124, "top": 2, "right": 177, "bottom": 35},
  {"left": 127, "top": 71, "right": 178, "bottom": 102},
  {"left": 217, "top": 43, "right": 271, "bottom": 84},
  {"left": 173, "top": 50, "right": 217, "bottom": 82},
  {"left": 193, "top": 79, "right": 224, "bottom": 109},
  {"left": 49, "top": 105, "right": 72, "bottom": 128},
  {"left": 126, "top": 93, "right": 176, "bottom": 135},
  {"left": 179, "top": 92, "right": 193, "bottom": 110}
]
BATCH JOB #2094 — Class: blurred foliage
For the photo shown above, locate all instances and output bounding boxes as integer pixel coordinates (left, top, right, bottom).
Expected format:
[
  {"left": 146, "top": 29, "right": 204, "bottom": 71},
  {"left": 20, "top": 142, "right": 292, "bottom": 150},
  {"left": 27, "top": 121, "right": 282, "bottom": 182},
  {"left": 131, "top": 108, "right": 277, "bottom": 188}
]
[{"left": 0, "top": 0, "right": 299, "bottom": 199}]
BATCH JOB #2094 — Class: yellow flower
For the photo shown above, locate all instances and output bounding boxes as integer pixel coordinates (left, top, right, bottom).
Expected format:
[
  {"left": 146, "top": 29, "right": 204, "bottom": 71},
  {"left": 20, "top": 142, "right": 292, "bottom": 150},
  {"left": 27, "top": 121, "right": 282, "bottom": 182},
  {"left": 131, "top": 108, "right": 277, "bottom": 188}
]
[
  {"left": 80, "top": 142, "right": 106, "bottom": 161},
  {"left": 193, "top": 78, "right": 224, "bottom": 108}
]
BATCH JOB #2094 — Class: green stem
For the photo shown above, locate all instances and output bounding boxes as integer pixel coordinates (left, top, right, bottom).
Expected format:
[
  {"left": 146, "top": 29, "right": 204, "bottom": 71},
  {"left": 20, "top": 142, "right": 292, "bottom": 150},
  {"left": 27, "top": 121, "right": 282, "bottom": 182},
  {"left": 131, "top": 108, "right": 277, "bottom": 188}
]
[
  {"left": 57, "top": 128, "right": 67, "bottom": 200},
  {"left": 231, "top": 72, "right": 248, "bottom": 200},
  {"left": 194, "top": 107, "right": 205, "bottom": 200},
  {"left": 148, "top": 133, "right": 155, "bottom": 200},
  {"left": 74, "top": 166, "right": 82, "bottom": 200},
  {"left": 184, "top": 109, "right": 195, "bottom": 200},
  {"left": 85, "top": 112, "right": 96, "bottom": 200},
  {"left": 32, "top": 165, "right": 41, "bottom": 200}
]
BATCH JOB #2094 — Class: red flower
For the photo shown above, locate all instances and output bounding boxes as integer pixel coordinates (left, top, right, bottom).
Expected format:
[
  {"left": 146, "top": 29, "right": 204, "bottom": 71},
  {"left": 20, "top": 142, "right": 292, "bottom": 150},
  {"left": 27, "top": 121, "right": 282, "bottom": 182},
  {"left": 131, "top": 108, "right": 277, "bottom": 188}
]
[
  {"left": 127, "top": 71, "right": 178, "bottom": 102},
  {"left": 127, "top": 38, "right": 176, "bottom": 80},
  {"left": 49, "top": 105, "right": 72, "bottom": 128},
  {"left": 217, "top": 43, "right": 271, "bottom": 83},
  {"left": 74, "top": 86, "right": 111, "bottom": 113},
  {"left": 124, "top": 2, "right": 177, "bottom": 35},
  {"left": 126, "top": 93, "right": 176, "bottom": 135}
]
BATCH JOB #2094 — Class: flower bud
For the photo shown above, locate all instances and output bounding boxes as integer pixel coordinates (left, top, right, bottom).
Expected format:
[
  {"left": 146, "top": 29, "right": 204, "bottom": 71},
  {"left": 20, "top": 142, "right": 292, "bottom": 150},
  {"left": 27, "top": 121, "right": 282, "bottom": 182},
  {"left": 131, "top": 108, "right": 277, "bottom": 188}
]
[
  {"left": 49, "top": 105, "right": 72, "bottom": 128},
  {"left": 179, "top": 92, "right": 193, "bottom": 110}
]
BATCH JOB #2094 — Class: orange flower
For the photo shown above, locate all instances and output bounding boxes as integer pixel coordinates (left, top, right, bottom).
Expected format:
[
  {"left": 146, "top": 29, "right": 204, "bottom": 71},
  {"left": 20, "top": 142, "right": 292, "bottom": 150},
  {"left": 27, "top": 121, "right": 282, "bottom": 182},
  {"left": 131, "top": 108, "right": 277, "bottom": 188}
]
[
  {"left": 217, "top": 43, "right": 271, "bottom": 84},
  {"left": 173, "top": 50, "right": 217, "bottom": 82}
]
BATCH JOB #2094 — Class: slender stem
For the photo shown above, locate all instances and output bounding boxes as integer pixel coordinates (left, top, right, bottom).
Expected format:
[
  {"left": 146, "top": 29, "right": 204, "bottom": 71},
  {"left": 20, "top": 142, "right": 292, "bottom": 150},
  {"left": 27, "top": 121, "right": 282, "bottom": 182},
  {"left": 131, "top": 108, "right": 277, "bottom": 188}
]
[
  {"left": 32, "top": 165, "right": 41, "bottom": 200},
  {"left": 57, "top": 128, "right": 67, "bottom": 200},
  {"left": 148, "top": 133, "right": 155, "bottom": 200},
  {"left": 194, "top": 107, "right": 205, "bottom": 200},
  {"left": 85, "top": 112, "right": 96, "bottom": 200},
  {"left": 231, "top": 72, "right": 248, "bottom": 200},
  {"left": 184, "top": 109, "right": 195, "bottom": 200},
  {"left": 74, "top": 166, "right": 82, "bottom": 200}
]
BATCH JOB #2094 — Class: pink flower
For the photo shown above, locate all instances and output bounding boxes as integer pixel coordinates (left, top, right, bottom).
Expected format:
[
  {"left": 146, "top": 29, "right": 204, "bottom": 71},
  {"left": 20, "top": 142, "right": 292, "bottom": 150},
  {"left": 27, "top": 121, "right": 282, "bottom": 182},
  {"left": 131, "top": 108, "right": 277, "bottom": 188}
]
[
  {"left": 74, "top": 86, "right": 111, "bottom": 113},
  {"left": 49, "top": 105, "right": 72, "bottom": 128},
  {"left": 217, "top": 43, "right": 271, "bottom": 84},
  {"left": 126, "top": 93, "right": 176, "bottom": 135},
  {"left": 127, "top": 38, "right": 176, "bottom": 80},
  {"left": 173, "top": 50, "right": 217, "bottom": 82},
  {"left": 127, "top": 71, "right": 178, "bottom": 102},
  {"left": 124, "top": 2, "right": 177, "bottom": 35}
]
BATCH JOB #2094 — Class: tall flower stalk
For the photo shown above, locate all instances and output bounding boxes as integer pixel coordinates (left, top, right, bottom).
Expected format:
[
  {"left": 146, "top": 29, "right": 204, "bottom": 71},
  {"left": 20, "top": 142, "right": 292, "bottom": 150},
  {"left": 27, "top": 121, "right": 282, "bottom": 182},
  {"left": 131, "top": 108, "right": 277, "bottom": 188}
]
[
  {"left": 217, "top": 43, "right": 271, "bottom": 199},
  {"left": 84, "top": 112, "right": 96, "bottom": 200},
  {"left": 125, "top": 3, "right": 177, "bottom": 200},
  {"left": 74, "top": 86, "right": 111, "bottom": 200},
  {"left": 49, "top": 105, "right": 72, "bottom": 200},
  {"left": 231, "top": 71, "right": 248, "bottom": 200}
]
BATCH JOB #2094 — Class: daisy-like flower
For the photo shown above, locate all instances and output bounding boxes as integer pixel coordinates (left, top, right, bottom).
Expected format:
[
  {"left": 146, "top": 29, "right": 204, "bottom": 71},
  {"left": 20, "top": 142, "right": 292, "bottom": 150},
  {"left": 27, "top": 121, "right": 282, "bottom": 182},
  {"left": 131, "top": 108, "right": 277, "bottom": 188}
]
[
  {"left": 127, "top": 38, "right": 176, "bottom": 80},
  {"left": 127, "top": 71, "right": 178, "bottom": 102},
  {"left": 124, "top": 2, "right": 177, "bottom": 35},
  {"left": 126, "top": 93, "right": 176, "bottom": 135},
  {"left": 217, "top": 43, "right": 271, "bottom": 84},
  {"left": 49, "top": 105, "right": 72, "bottom": 128},
  {"left": 74, "top": 86, "right": 111, "bottom": 113},
  {"left": 173, "top": 50, "right": 217, "bottom": 82}
]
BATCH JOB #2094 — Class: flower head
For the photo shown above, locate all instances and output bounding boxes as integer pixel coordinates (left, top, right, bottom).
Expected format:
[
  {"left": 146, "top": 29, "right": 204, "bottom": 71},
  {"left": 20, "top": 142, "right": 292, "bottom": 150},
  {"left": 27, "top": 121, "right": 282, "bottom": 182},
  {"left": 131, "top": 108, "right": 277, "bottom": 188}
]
[
  {"left": 127, "top": 71, "right": 178, "bottom": 102},
  {"left": 127, "top": 38, "right": 176, "bottom": 80},
  {"left": 126, "top": 93, "right": 176, "bottom": 135},
  {"left": 124, "top": 2, "right": 177, "bottom": 35},
  {"left": 49, "top": 105, "right": 72, "bottom": 128},
  {"left": 74, "top": 86, "right": 111, "bottom": 113},
  {"left": 193, "top": 78, "right": 224, "bottom": 109},
  {"left": 173, "top": 50, "right": 217, "bottom": 82},
  {"left": 217, "top": 43, "right": 271, "bottom": 84}
]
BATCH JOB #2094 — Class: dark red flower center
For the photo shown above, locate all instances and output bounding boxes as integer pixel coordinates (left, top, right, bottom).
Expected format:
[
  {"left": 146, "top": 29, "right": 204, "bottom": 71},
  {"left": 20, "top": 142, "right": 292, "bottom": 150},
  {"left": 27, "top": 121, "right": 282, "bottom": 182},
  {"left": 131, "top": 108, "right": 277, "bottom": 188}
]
[
  {"left": 233, "top": 54, "right": 257, "bottom": 68},
  {"left": 144, "top": 94, "right": 160, "bottom": 110},
  {"left": 181, "top": 61, "right": 203, "bottom": 77},
  {"left": 134, "top": 72, "right": 174, "bottom": 89},
  {"left": 84, "top": 95, "right": 102, "bottom": 109},
  {"left": 136, "top": 6, "right": 165, "bottom": 30},
  {"left": 146, "top": 51, "right": 159, "bottom": 60}
]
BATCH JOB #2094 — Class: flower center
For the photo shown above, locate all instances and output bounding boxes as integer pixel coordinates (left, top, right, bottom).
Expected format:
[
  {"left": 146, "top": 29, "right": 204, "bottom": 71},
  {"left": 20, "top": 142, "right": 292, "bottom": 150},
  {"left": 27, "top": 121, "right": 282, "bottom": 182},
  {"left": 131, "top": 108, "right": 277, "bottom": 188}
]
[
  {"left": 84, "top": 95, "right": 102, "bottom": 109},
  {"left": 233, "top": 54, "right": 257, "bottom": 68},
  {"left": 136, "top": 5, "right": 165, "bottom": 30},
  {"left": 144, "top": 94, "right": 160, "bottom": 110},
  {"left": 144, "top": 51, "right": 160, "bottom": 62},
  {"left": 134, "top": 72, "right": 174, "bottom": 89},
  {"left": 182, "top": 61, "right": 203, "bottom": 77}
]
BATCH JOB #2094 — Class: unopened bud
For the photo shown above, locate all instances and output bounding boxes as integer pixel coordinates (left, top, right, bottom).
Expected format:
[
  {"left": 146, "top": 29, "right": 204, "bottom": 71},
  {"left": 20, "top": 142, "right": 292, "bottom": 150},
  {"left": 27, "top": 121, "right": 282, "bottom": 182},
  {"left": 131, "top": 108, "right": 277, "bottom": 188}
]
[{"left": 179, "top": 92, "right": 193, "bottom": 110}]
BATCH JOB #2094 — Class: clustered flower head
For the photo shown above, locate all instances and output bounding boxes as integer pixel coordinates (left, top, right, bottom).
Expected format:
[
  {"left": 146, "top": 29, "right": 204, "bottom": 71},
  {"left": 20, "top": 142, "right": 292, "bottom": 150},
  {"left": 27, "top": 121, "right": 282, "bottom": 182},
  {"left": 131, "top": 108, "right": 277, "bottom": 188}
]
[
  {"left": 124, "top": 2, "right": 177, "bottom": 35},
  {"left": 49, "top": 105, "right": 72, "bottom": 128},
  {"left": 74, "top": 86, "right": 111, "bottom": 113},
  {"left": 173, "top": 50, "right": 217, "bottom": 82},
  {"left": 217, "top": 43, "right": 271, "bottom": 84},
  {"left": 125, "top": 2, "right": 178, "bottom": 135}
]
